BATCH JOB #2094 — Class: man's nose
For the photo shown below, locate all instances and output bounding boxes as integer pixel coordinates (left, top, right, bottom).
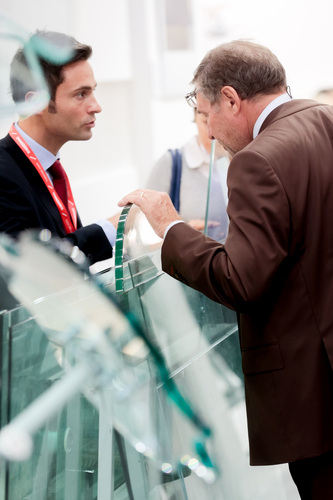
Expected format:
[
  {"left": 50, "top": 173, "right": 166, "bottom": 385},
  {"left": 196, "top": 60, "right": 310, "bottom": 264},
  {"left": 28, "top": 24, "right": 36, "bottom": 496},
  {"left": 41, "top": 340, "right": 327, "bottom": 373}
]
[
  {"left": 207, "top": 123, "right": 214, "bottom": 140},
  {"left": 89, "top": 95, "right": 102, "bottom": 114}
]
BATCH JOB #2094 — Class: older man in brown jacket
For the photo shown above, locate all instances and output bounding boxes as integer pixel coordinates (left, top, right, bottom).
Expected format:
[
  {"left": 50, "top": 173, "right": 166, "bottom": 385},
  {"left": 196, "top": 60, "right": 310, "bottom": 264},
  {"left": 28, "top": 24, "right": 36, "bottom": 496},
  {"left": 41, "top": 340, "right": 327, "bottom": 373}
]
[{"left": 119, "top": 40, "right": 333, "bottom": 499}]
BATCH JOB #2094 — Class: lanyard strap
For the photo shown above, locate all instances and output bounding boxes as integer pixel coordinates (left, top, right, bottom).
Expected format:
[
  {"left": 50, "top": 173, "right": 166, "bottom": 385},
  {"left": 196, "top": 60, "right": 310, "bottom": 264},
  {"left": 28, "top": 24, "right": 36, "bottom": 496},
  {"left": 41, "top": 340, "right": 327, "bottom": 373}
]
[{"left": 9, "top": 124, "right": 77, "bottom": 234}]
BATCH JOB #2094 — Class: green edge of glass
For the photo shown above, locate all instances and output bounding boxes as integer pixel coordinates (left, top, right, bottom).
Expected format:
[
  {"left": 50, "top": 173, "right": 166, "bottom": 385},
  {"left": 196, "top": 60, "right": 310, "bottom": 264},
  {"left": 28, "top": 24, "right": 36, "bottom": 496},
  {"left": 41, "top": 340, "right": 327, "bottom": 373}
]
[
  {"left": 115, "top": 204, "right": 132, "bottom": 293},
  {"left": 113, "top": 205, "right": 216, "bottom": 472}
]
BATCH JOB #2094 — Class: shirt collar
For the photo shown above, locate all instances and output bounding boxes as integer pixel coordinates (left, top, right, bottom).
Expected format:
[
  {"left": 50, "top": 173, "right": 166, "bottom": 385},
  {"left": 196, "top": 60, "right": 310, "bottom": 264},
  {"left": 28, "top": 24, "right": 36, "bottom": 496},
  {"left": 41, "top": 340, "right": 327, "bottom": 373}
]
[
  {"left": 14, "top": 122, "right": 59, "bottom": 171},
  {"left": 184, "top": 135, "right": 210, "bottom": 169},
  {"left": 253, "top": 93, "right": 292, "bottom": 139}
]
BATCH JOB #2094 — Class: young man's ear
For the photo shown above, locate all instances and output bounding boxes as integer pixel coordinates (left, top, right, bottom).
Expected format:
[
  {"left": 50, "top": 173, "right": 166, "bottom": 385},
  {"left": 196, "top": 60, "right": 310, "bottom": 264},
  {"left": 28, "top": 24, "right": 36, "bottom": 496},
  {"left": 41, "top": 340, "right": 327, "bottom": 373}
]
[{"left": 24, "top": 90, "right": 49, "bottom": 115}]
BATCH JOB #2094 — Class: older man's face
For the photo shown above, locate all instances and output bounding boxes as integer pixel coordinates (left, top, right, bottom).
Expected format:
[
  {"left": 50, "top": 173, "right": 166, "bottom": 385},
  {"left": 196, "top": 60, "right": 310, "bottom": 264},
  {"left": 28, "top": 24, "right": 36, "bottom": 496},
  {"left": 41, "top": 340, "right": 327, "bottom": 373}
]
[{"left": 196, "top": 90, "right": 251, "bottom": 157}]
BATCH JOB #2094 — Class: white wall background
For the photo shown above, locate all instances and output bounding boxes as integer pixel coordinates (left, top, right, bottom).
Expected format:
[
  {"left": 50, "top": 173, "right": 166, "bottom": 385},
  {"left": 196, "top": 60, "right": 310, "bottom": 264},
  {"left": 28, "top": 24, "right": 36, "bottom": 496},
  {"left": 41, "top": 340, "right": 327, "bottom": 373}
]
[{"left": 1, "top": 0, "right": 333, "bottom": 223}]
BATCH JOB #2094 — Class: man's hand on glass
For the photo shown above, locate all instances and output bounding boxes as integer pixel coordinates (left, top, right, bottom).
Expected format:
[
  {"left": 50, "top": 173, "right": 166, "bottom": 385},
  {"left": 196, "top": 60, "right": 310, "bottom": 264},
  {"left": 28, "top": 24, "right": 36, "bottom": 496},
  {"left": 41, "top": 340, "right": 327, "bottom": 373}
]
[{"left": 118, "top": 189, "right": 182, "bottom": 239}]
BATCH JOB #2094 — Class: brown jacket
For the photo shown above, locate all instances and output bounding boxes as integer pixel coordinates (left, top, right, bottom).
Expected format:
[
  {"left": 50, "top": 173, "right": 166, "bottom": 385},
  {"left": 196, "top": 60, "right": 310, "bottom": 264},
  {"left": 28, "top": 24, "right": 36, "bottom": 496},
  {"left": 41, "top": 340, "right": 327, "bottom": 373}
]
[{"left": 162, "top": 99, "right": 333, "bottom": 465}]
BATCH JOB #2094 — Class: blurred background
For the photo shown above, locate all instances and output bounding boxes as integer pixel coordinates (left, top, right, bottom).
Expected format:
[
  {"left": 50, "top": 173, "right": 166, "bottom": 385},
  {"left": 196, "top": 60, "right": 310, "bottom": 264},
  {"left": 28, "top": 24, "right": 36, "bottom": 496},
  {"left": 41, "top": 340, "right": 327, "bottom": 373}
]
[{"left": 1, "top": 0, "right": 333, "bottom": 224}]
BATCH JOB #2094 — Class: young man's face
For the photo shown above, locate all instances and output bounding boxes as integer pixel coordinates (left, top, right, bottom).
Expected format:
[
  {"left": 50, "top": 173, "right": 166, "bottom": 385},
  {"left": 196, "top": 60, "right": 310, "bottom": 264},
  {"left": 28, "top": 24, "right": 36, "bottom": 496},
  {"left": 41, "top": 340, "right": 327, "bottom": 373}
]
[{"left": 41, "top": 59, "right": 102, "bottom": 150}]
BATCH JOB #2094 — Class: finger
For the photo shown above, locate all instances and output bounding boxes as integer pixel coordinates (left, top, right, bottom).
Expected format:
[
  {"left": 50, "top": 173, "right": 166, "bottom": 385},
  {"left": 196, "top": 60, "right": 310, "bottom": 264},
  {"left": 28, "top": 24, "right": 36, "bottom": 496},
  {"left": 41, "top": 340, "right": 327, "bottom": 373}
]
[
  {"left": 118, "top": 190, "right": 144, "bottom": 207},
  {"left": 207, "top": 221, "right": 221, "bottom": 227}
]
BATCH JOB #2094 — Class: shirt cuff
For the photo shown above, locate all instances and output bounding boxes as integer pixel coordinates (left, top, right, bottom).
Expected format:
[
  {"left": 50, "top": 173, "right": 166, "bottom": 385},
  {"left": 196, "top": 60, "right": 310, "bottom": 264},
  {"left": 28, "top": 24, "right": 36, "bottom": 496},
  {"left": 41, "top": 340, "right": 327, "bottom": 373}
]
[
  {"left": 96, "top": 219, "right": 117, "bottom": 247},
  {"left": 163, "top": 220, "right": 185, "bottom": 239}
]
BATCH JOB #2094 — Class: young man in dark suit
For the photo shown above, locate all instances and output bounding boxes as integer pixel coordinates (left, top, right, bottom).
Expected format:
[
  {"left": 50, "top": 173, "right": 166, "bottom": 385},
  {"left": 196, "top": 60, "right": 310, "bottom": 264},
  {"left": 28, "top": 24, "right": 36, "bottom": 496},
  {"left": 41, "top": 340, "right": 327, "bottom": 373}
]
[
  {"left": 0, "top": 30, "right": 118, "bottom": 264},
  {"left": 119, "top": 40, "right": 333, "bottom": 499}
]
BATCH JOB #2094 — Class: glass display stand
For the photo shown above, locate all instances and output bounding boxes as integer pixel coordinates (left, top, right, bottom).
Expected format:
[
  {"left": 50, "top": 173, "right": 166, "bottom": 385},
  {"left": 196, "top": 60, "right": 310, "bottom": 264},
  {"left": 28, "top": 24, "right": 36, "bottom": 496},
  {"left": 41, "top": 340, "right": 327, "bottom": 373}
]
[
  {"left": 0, "top": 197, "right": 298, "bottom": 500},
  {"left": 109, "top": 202, "right": 297, "bottom": 499}
]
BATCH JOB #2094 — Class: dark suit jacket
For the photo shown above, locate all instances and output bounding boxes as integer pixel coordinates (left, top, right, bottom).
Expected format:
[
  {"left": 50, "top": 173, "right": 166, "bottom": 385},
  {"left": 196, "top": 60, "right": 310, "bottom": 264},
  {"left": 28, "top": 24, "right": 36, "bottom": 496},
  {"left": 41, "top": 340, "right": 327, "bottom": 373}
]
[
  {"left": 0, "top": 134, "right": 113, "bottom": 264},
  {"left": 162, "top": 99, "right": 333, "bottom": 466}
]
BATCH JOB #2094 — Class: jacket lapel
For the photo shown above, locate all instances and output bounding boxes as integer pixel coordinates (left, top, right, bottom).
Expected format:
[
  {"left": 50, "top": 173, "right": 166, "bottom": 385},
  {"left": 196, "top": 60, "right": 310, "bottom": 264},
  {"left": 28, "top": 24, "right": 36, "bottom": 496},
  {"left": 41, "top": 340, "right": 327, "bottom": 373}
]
[{"left": 5, "top": 135, "right": 68, "bottom": 235}]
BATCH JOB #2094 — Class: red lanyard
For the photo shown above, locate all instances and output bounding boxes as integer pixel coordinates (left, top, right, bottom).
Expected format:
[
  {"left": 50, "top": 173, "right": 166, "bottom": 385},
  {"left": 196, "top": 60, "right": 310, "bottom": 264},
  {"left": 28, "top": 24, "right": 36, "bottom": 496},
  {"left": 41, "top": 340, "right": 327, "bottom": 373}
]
[{"left": 9, "top": 124, "right": 77, "bottom": 234}]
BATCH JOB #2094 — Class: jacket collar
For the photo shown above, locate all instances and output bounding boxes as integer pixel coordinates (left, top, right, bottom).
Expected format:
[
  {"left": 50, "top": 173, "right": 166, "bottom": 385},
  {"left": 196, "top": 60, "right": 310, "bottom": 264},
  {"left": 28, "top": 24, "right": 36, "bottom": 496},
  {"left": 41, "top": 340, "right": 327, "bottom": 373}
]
[
  {"left": 259, "top": 99, "right": 322, "bottom": 134},
  {"left": 253, "top": 93, "right": 292, "bottom": 139}
]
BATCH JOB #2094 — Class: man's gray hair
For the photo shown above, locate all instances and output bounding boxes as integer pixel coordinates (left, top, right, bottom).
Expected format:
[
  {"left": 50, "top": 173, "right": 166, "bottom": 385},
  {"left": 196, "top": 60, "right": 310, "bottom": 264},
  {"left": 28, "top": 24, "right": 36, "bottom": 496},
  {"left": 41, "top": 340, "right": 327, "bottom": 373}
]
[{"left": 191, "top": 40, "right": 287, "bottom": 104}]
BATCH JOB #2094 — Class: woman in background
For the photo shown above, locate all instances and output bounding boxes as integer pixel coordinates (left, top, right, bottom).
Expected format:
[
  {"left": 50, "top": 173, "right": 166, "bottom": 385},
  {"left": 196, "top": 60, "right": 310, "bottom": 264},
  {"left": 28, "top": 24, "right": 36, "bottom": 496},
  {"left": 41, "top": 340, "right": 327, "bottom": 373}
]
[{"left": 146, "top": 109, "right": 230, "bottom": 241}]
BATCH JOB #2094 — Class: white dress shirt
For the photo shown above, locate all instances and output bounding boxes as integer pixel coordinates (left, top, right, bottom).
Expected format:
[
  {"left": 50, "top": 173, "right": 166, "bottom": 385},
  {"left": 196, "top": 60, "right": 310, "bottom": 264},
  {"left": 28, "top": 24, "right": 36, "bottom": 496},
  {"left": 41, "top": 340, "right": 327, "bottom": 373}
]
[{"left": 253, "top": 93, "right": 292, "bottom": 139}]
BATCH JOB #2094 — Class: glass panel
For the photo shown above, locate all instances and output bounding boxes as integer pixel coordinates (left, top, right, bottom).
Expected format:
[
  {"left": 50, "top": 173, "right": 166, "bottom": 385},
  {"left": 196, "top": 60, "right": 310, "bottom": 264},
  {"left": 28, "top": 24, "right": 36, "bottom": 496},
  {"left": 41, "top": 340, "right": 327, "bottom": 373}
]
[
  {"left": 0, "top": 16, "right": 75, "bottom": 118},
  {"left": 0, "top": 218, "right": 297, "bottom": 499},
  {"left": 109, "top": 204, "right": 297, "bottom": 499},
  {"left": 204, "top": 139, "right": 230, "bottom": 242},
  {"left": 115, "top": 204, "right": 163, "bottom": 293},
  {"left": 0, "top": 305, "right": 136, "bottom": 500},
  {"left": 114, "top": 200, "right": 237, "bottom": 376},
  {"left": 0, "top": 232, "right": 216, "bottom": 481},
  {"left": 0, "top": 310, "right": 100, "bottom": 499}
]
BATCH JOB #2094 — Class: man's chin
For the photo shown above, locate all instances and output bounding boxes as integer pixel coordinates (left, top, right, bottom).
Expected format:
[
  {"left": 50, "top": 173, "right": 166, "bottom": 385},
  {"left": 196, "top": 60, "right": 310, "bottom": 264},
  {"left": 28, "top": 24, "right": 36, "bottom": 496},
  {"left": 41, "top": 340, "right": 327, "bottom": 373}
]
[
  {"left": 220, "top": 143, "right": 235, "bottom": 158},
  {"left": 75, "top": 131, "right": 93, "bottom": 141}
]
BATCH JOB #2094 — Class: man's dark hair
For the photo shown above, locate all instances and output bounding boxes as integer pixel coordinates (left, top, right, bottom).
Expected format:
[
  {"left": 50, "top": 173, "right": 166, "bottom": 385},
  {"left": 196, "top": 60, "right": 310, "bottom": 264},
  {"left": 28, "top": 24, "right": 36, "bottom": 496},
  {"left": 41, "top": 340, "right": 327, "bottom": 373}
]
[{"left": 10, "top": 30, "right": 92, "bottom": 104}]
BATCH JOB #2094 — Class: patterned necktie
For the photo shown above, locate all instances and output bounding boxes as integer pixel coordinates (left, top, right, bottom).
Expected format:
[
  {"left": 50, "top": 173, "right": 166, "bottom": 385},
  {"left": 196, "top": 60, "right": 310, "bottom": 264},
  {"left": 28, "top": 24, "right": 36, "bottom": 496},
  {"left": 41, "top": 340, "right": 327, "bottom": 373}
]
[{"left": 48, "top": 160, "right": 68, "bottom": 209}]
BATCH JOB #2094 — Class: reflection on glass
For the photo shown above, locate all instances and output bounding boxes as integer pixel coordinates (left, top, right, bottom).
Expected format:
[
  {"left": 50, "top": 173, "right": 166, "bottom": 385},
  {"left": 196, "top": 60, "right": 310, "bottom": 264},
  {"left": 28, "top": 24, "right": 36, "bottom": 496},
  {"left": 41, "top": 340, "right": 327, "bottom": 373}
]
[
  {"left": 115, "top": 203, "right": 163, "bottom": 293},
  {"left": 0, "top": 214, "right": 297, "bottom": 498},
  {"left": 0, "top": 231, "right": 216, "bottom": 483},
  {"left": 0, "top": 15, "right": 74, "bottom": 118},
  {"left": 109, "top": 201, "right": 296, "bottom": 499}
]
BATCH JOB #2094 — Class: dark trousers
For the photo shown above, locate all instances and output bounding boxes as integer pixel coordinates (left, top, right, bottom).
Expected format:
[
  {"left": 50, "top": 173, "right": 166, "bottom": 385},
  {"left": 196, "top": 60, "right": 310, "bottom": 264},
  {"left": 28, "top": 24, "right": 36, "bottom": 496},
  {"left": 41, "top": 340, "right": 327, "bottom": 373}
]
[{"left": 289, "top": 450, "right": 333, "bottom": 500}]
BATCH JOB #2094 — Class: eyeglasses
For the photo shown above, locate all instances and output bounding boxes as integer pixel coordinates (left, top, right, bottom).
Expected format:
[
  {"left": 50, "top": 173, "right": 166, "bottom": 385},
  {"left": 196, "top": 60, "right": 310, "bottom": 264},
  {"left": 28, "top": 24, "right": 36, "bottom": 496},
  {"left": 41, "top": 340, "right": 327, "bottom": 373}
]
[{"left": 185, "top": 88, "right": 202, "bottom": 108}]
